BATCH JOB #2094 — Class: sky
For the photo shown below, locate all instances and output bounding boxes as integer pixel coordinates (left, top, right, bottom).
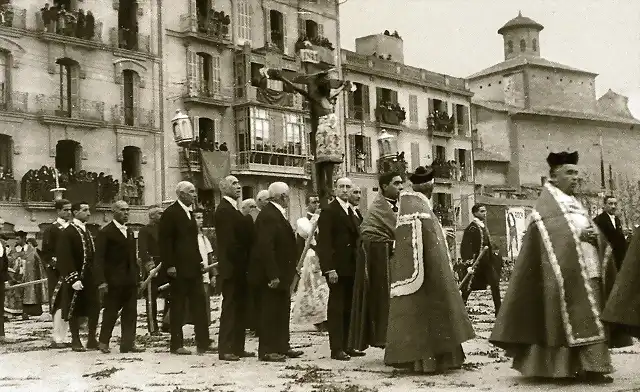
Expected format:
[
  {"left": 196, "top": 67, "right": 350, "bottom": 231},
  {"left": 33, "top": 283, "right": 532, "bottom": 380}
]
[{"left": 338, "top": 0, "right": 640, "bottom": 108}]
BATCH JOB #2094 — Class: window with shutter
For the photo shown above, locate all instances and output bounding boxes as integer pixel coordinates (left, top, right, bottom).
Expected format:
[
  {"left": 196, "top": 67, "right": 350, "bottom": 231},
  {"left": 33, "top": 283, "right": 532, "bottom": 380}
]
[
  {"left": 390, "top": 90, "right": 398, "bottom": 104},
  {"left": 213, "top": 118, "right": 221, "bottom": 145},
  {"left": 410, "top": 142, "right": 419, "bottom": 169},
  {"left": 186, "top": 49, "right": 198, "bottom": 97},
  {"left": 409, "top": 94, "right": 418, "bottom": 124},
  {"left": 317, "top": 23, "right": 324, "bottom": 38},
  {"left": 348, "top": 134, "right": 356, "bottom": 170},
  {"left": 212, "top": 55, "right": 221, "bottom": 94},
  {"left": 362, "top": 85, "right": 370, "bottom": 120},
  {"left": 428, "top": 98, "right": 434, "bottom": 115},
  {"left": 190, "top": 116, "right": 200, "bottom": 142},
  {"left": 0, "top": 135, "right": 12, "bottom": 172},
  {"left": 237, "top": 0, "right": 252, "bottom": 43},
  {"left": 363, "top": 136, "right": 372, "bottom": 170},
  {"left": 282, "top": 13, "right": 288, "bottom": 55},
  {"left": 347, "top": 86, "right": 355, "bottom": 119},
  {"left": 69, "top": 66, "right": 79, "bottom": 116}
]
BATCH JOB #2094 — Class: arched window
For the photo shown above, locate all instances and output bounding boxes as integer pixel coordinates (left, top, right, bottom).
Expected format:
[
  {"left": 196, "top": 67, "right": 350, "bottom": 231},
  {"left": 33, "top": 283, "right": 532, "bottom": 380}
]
[
  {"left": 56, "top": 58, "right": 79, "bottom": 117},
  {"left": 532, "top": 38, "right": 538, "bottom": 51},
  {"left": 122, "top": 69, "right": 138, "bottom": 126},
  {"left": 507, "top": 40, "right": 513, "bottom": 54},
  {"left": 118, "top": 0, "right": 139, "bottom": 50},
  {"left": 198, "top": 117, "right": 215, "bottom": 150},
  {"left": 121, "top": 146, "right": 141, "bottom": 179},
  {"left": 55, "top": 140, "right": 81, "bottom": 174},
  {"left": 520, "top": 39, "right": 526, "bottom": 52}
]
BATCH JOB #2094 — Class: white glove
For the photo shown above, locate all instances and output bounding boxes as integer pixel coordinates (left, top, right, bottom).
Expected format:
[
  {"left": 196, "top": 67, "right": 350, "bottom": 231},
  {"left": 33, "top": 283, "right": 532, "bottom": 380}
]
[
  {"left": 467, "top": 267, "right": 474, "bottom": 274},
  {"left": 72, "top": 281, "right": 84, "bottom": 291}
]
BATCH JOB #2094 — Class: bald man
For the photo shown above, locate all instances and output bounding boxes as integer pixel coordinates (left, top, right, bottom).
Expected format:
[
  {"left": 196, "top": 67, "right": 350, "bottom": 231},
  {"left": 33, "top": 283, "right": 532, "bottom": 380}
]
[
  {"left": 159, "top": 181, "right": 214, "bottom": 355},
  {"left": 215, "top": 176, "right": 254, "bottom": 361},
  {"left": 317, "top": 177, "right": 364, "bottom": 360},
  {"left": 94, "top": 201, "right": 144, "bottom": 353},
  {"left": 256, "top": 190, "right": 270, "bottom": 211},
  {"left": 249, "top": 182, "right": 301, "bottom": 362}
]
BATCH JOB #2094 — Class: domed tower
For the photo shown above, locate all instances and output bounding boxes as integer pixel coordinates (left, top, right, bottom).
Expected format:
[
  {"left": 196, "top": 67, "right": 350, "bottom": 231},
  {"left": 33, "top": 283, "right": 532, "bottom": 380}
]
[{"left": 498, "top": 11, "right": 544, "bottom": 60}]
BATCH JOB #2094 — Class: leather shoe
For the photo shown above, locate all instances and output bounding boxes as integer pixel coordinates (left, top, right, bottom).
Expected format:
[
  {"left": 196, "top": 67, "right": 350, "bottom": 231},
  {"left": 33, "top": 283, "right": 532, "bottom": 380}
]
[
  {"left": 284, "top": 349, "right": 303, "bottom": 358},
  {"left": 219, "top": 353, "right": 240, "bottom": 361},
  {"left": 98, "top": 343, "right": 111, "bottom": 354},
  {"left": 71, "top": 343, "right": 86, "bottom": 352},
  {"left": 86, "top": 339, "right": 99, "bottom": 350},
  {"left": 50, "top": 342, "right": 67, "bottom": 349},
  {"left": 259, "top": 353, "right": 286, "bottom": 362},
  {"left": 330, "top": 351, "right": 350, "bottom": 361},
  {"left": 237, "top": 351, "right": 256, "bottom": 358},
  {"left": 346, "top": 349, "right": 365, "bottom": 357},
  {"left": 170, "top": 347, "right": 192, "bottom": 355},
  {"left": 197, "top": 346, "right": 218, "bottom": 355},
  {"left": 121, "top": 346, "right": 145, "bottom": 353}
]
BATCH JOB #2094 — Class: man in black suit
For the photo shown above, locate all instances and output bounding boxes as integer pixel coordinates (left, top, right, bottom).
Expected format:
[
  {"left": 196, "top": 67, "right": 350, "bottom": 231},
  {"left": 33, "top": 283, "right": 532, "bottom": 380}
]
[
  {"left": 348, "top": 185, "right": 363, "bottom": 222},
  {"left": 594, "top": 195, "right": 628, "bottom": 270},
  {"left": 215, "top": 175, "right": 255, "bottom": 361},
  {"left": 317, "top": 177, "right": 365, "bottom": 361},
  {"left": 0, "top": 217, "right": 8, "bottom": 342},
  {"left": 139, "top": 204, "right": 164, "bottom": 334},
  {"left": 159, "top": 181, "right": 215, "bottom": 355},
  {"left": 249, "top": 182, "right": 302, "bottom": 362},
  {"left": 95, "top": 201, "right": 145, "bottom": 354},
  {"left": 56, "top": 201, "right": 102, "bottom": 352},
  {"left": 41, "top": 198, "right": 72, "bottom": 348}
]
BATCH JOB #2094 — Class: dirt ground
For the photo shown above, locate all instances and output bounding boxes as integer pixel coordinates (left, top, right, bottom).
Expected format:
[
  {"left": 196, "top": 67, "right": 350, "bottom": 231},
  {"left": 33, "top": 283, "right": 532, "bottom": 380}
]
[{"left": 1, "top": 287, "right": 639, "bottom": 392}]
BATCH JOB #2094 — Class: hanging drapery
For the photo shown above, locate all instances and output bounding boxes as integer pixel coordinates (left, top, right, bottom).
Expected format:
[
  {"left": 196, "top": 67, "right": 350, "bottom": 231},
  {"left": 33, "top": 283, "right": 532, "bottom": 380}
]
[{"left": 200, "top": 150, "right": 231, "bottom": 190}]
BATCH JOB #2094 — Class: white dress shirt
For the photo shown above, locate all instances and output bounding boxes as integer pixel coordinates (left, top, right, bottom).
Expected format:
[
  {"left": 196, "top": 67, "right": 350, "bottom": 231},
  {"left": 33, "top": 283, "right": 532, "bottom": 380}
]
[
  {"left": 336, "top": 197, "right": 352, "bottom": 215},
  {"left": 608, "top": 213, "right": 617, "bottom": 229},
  {"left": 223, "top": 196, "right": 239, "bottom": 210},
  {"left": 177, "top": 199, "right": 193, "bottom": 219},
  {"left": 198, "top": 233, "right": 213, "bottom": 283},
  {"left": 112, "top": 219, "right": 128, "bottom": 238},
  {"left": 56, "top": 217, "right": 69, "bottom": 229}
]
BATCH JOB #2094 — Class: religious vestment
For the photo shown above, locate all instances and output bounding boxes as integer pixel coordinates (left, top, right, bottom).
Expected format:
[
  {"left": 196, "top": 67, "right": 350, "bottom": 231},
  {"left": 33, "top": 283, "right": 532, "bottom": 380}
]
[
  {"left": 349, "top": 193, "right": 396, "bottom": 350},
  {"left": 292, "top": 212, "right": 329, "bottom": 326},
  {"left": 5, "top": 244, "right": 46, "bottom": 316},
  {"left": 385, "top": 191, "right": 474, "bottom": 373},
  {"left": 490, "top": 183, "right": 631, "bottom": 379}
]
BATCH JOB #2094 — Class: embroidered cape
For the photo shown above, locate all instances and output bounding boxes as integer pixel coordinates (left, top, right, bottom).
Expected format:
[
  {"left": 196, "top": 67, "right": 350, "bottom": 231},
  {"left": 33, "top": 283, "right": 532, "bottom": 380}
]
[
  {"left": 360, "top": 193, "right": 396, "bottom": 243},
  {"left": 490, "top": 183, "right": 623, "bottom": 349}
]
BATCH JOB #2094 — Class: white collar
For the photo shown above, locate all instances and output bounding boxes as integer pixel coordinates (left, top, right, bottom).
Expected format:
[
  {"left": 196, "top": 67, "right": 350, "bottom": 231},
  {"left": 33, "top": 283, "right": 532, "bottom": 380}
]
[
  {"left": 223, "top": 196, "right": 238, "bottom": 210},
  {"left": 112, "top": 219, "right": 128, "bottom": 235},
  {"left": 473, "top": 217, "right": 485, "bottom": 228},
  {"left": 73, "top": 218, "right": 86, "bottom": 231},
  {"left": 336, "top": 197, "right": 351, "bottom": 214},
  {"left": 271, "top": 201, "right": 287, "bottom": 219},
  {"left": 56, "top": 217, "right": 69, "bottom": 228},
  {"left": 177, "top": 199, "right": 193, "bottom": 218}
]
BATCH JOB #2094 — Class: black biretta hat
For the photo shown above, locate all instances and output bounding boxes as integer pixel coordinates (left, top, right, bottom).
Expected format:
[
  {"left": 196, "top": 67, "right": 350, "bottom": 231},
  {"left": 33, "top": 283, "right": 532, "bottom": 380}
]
[
  {"left": 546, "top": 151, "right": 579, "bottom": 169},
  {"left": 409, "top": 166, "right": 434, "bottom": 184}
]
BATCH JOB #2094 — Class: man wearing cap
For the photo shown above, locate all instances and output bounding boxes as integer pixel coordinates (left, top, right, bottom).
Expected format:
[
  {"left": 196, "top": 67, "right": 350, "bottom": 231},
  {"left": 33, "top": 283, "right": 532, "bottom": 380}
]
[
  {"left": 490, "top": 151, "right": 630, "bottom": 384},
  {"left": 385, "top": 166, "right": 474, "bottom": 373},
  {"left": 349, "top": 172, "right": 403, "bottom": 353}
]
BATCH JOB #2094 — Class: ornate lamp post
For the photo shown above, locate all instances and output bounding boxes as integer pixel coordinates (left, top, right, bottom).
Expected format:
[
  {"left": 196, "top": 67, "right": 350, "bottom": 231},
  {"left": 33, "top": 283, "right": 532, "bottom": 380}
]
[
  {"left": 171, "top": 109, "right": 196, "bottom": 183},
  {"left": 376, "top": 130, "right": 406, "bottom": 175}
]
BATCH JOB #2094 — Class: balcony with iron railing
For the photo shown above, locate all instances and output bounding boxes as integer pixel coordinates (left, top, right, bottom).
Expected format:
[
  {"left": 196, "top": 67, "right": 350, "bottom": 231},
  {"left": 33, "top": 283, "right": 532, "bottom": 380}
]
[
  {"left": 377, "top": 153, "right": 407, "bottom": 175},
  {"left": 110, "top": 105, "right": 155, "bottom": 129},
  {"left": 184, "top": 82, "right": 234, "bottom": 107},
  {"left": 0, "top": 5, "right": 26, "bottom": 29},
  {"left": 0, "top": 91, "right": 29, "bottom": 113},
  {"left": 109, "top": 27, "right": 151, "bottom": 54},
  {"left": 234, "top": 143, "right": 308, "bottom": 178},
  {"left": 35, "top": 9, "right": 103, "bottom": 48},
  {"left": 21, "top": 168, "right": 119, "bottom": 205},
  {"left": 236, "top": 85, "right": 303, "bottom": 111},
  {"left": 428, "top": 112, "right": 455, "bottom": 137},
  {"left": 375, "top": 102, "right": 406, "bottom": 127},
  {"left": 179, "top": 10, "right": 231, "bottom": 45},
  {"left": 35, "top": 94, "right": 105, "bottom": 124}
]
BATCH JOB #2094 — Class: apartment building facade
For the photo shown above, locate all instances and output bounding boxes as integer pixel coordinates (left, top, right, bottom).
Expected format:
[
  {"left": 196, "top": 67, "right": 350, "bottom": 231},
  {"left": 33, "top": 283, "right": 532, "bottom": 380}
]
[
  {"left": 341, "top": 32, "right": 475, "bottom": 228},
  {"left": 163, "top": 0, "right": 341, "bottom": 220},
  {"left": 0, "top": 0, "right": 162, "bottom": 233}
]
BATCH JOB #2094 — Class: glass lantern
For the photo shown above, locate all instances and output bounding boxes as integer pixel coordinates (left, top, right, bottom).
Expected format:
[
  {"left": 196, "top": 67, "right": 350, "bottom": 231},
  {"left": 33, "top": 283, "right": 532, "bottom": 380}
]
[
  {"left": 171, "top": 109, "right": 194, "bottom": 147},
  {"left": 377, "top": 129, "right": 398, "bottom": 158}
]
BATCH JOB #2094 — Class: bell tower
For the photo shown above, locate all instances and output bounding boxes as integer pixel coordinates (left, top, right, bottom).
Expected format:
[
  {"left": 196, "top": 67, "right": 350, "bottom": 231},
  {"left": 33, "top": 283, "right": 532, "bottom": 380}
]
[{"left": 498, "top": 11, "right": 544, "bottom": 61}]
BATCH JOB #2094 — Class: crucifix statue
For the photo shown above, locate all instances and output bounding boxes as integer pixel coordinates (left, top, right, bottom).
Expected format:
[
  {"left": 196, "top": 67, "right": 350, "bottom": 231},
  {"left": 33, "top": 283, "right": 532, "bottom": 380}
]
[{"left": 260, "top": 67, "right": 354, "bottom": 206}]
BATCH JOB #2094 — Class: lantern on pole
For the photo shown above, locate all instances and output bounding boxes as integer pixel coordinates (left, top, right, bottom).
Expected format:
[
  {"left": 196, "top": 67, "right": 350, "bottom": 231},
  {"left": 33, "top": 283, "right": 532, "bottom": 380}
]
[{"left": 171, "top": 109, "right": 196, "bottom": 180}]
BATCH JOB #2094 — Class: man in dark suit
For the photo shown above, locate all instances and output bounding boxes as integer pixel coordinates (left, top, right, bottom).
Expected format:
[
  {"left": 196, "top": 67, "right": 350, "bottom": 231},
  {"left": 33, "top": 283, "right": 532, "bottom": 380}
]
[
  {"left": 317, "top": 177, "right": 365, "bottom": 361},
  {"left": 460, "top": 203, "right": 502, "bottom": 316},
  {"left": 215, "top": 175, "right": 254, "bottom": 361},
  {"left": 41, "top": 198, "right": 72, "bottom": 348},
  {"left": 159, "top": 181, "right": 215, "bottom": 355},
  {"left": 249, "top": 182, "right": 302, "bottom": 362},
  {"left": 348, "top": 185, "right": 363, "bottom": 222},
  {"left": 594, "top": 195, "right": 628, "bottom": 270},
  {"left": 139, "top": 204, "right": 164, "bottom": 334},
  {"left": 56, "top": 201, "right": 102, "bottom": 352},
  {"left": 95, "top": 201, "right": 145, "bottom": 354},
  {"left": 0, "top": 217, "right": 8, "bottom": 342}
]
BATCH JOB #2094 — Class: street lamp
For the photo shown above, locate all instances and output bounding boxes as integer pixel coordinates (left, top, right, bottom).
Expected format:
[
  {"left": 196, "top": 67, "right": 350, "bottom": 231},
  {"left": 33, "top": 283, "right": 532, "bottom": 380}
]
[{"left": 171, "top": 109, "right": 196, "bottom": 182}]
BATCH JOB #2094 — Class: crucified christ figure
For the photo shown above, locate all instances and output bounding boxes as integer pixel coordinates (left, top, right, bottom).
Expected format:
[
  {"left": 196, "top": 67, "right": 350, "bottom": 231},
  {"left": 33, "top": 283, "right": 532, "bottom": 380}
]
[{"left": 261, "top": 67, "right": 353, "bottom": 205}]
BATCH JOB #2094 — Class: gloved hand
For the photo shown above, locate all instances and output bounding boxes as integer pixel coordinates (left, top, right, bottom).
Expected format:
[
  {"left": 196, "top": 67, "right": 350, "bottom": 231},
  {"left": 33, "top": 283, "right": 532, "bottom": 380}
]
[
  {"left": 71, "top": 280, "right": 84, "bottom": 291},
  {"left": 98, "top": 283, "right": 108, "bottom": 303}
]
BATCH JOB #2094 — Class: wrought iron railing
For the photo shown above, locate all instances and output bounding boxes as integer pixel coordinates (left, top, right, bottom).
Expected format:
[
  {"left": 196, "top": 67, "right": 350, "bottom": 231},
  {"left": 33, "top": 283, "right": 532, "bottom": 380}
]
[
  {"left": 35, "top": 94, "right": 104, "bottom": 121},
  {"left": 35, "top": 10, "right": 102, "bottom": 42},
  {"left": 236, "top": 150, "right": 307, "bottom": 169},
  {"left": 110, "top": 27, "right": 151, "bottom": 53},
  {"left": 179, "top": 12, "right": 230, "bottom": 40},
  {"left": 110, "top": 105, "right": 155, "bottom": 128}
]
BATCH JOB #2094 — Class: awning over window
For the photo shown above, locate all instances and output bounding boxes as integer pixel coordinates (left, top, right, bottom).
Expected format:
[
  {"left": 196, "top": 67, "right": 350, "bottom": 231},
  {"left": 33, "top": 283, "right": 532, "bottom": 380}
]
[{"left": 200, "top": 150, "right": 231, "bottom": 190}]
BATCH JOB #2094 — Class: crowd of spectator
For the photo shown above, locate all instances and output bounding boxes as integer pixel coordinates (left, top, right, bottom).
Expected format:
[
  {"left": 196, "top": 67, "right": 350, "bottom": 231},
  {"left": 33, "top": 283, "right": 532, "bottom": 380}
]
[{"left": 40, "top": 2, "right": 96, "bottom": 40}]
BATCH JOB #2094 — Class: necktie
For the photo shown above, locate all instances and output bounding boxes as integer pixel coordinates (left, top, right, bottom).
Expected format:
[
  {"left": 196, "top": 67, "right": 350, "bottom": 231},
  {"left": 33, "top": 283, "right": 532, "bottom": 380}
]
[{"left": 390, "top": 201, "right": 398, "bottom": 213}]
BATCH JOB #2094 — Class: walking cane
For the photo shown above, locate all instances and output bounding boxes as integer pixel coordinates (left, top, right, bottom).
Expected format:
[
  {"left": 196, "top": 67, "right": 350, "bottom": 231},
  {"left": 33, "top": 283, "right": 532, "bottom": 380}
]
[
  {"left": 458, "top": 246, "right": 489, "bottom": 293},
  {"left": 290, "top": 218, "right": 319, "bottom": 296}
]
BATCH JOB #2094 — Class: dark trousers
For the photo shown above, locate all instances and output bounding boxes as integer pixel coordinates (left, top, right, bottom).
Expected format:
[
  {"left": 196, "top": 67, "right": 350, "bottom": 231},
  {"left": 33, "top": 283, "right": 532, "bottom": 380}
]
[
  {"left": 99, "top": 285, "right": 137, "bottom": 350},
  {"left": 69, "top": 286, "right": 100, "bottom": 344},
  {"left": 258, "top": 286, "right": 290, "bottom": 356},
  {"left": 327, "top": 277, "right": 354, "bottom": 353},
  {"left": 462, "top": 283, "right": 501, "bottom": 316},
  {"left": 169, "top": 277, "right": 210, "bottom": 351},
  {"left": 219, "top": 277, "right": 247, "bottom": 355},
  {"left": 245, "top": 285, "right": 261, "bottom": 334},
  {"left": 145, "top": 280, "right": 159, "bottom": 333},
  {"left": 70, "top": 308, "right": 99, "bottom": 344},
  {"left": 0, "top": 285, "right": 4, "bottom": 337}
]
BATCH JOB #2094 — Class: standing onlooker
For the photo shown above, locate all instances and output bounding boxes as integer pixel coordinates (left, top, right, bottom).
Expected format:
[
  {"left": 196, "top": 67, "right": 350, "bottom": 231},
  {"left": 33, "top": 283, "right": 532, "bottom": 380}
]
[
  {"left": 42, "top": 198, "right": 72, "bottom": 348},
  {"left": 194, "top": 209, "right": 215, "bottom": 326},
  {"left": 215, "top": 175, "right": 253, "bottom": 361},
  {"left": 317, "top": 177, "right": 364, "bottom": 361},
  {"left": 139, "top": 204, "right": 164, "bottom": 335},
  {"left": 249, "top": 182, "right": 302, "bottom": 362},
  {"left": 75, "top": 9, "right": 85, "bottom": 39},
  {"left": 95, "top": 201, "right": 144, "bottom": 354},
  {"left": 84, "top": 11, "right": 95, "bottom": 40},
  {"left": 594, "top": 195, "right": 628, "bottom": 270},
  {"left": 159, "top": 181, "right": 215, "bottom": 355},
  {"left": 0, "top": 218, "right": 8, "bottom": 342}
]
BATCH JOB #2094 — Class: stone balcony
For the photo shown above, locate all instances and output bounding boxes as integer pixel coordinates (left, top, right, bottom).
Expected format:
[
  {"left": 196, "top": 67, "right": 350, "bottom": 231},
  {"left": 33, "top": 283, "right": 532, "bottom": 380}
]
[
  {"left": 109, "top": 27, "right": 151, "bottom": 56},
  {"left": 110, "top": 105, "right": 155, "bottom": 129},
  {"left": 35, "top": 94, "right": 105, "bottom": 127},
  {"left": 183, "top": 84, "right": 234, "bottom": 108},
  {"left": 236, "top": 85, "right": 304, "bottom": 111},
  {"left": 0, "top": 6, "right": 26, "bottom": 30},
  {"left": 179, "top": 12, "right": 231, "bottom": 47},
  {"left": 35, "top": 10, "right": 103, "bottom": 49}
]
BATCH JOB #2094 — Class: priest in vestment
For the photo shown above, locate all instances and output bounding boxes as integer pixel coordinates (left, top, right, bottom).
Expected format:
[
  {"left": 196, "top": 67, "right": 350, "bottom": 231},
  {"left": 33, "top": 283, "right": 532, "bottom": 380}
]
[
  {"left": 349, "top": 172, "right": 403, "bottom": 351},
  {"left": 385, "top": 166, "right": 474, "bottom": 373},
  {"left": 490, "top": 151, "right": 631, "bottom": 384}
]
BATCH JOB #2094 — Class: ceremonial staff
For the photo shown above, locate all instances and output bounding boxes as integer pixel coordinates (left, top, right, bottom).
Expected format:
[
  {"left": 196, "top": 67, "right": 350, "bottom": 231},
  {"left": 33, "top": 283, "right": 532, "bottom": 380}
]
[{"left": 458, "top": 246, "right": 489, "bottom": 293}]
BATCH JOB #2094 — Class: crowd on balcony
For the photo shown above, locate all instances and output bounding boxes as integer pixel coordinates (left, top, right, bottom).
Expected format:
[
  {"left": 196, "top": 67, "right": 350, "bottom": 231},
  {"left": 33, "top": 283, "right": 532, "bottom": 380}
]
[
  {"left": 120, "top": 172, "right": 145, "bottom": 206},
  {"left": 431, "top": 158, "right": 467, "bottom": 181},
  {"left": 295, "top": 35, "right": 335, "bottom": 51},
  {"left": 0, "top": 166, "right": 15, "bottom": 201},
  {"left": 21, "top": 166, "right": 119, "bottom": 204},
  {"left": 383, "top": 29, "right": 402, "bottom": 39},
  {"left": 428, "top": 110, "right": 454, "bottom": 132},
  {"left": 197, "top": 9, "right": 230, "bottom": 38},
  {"left": 40, "top": 3, "right": 95, "bottom": 40},
  {"left": 376, "top": 101, "right": 406, "bottom": 124},
  {"left": 0, "top": 3, "right": 16, "bottom": 27}
]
